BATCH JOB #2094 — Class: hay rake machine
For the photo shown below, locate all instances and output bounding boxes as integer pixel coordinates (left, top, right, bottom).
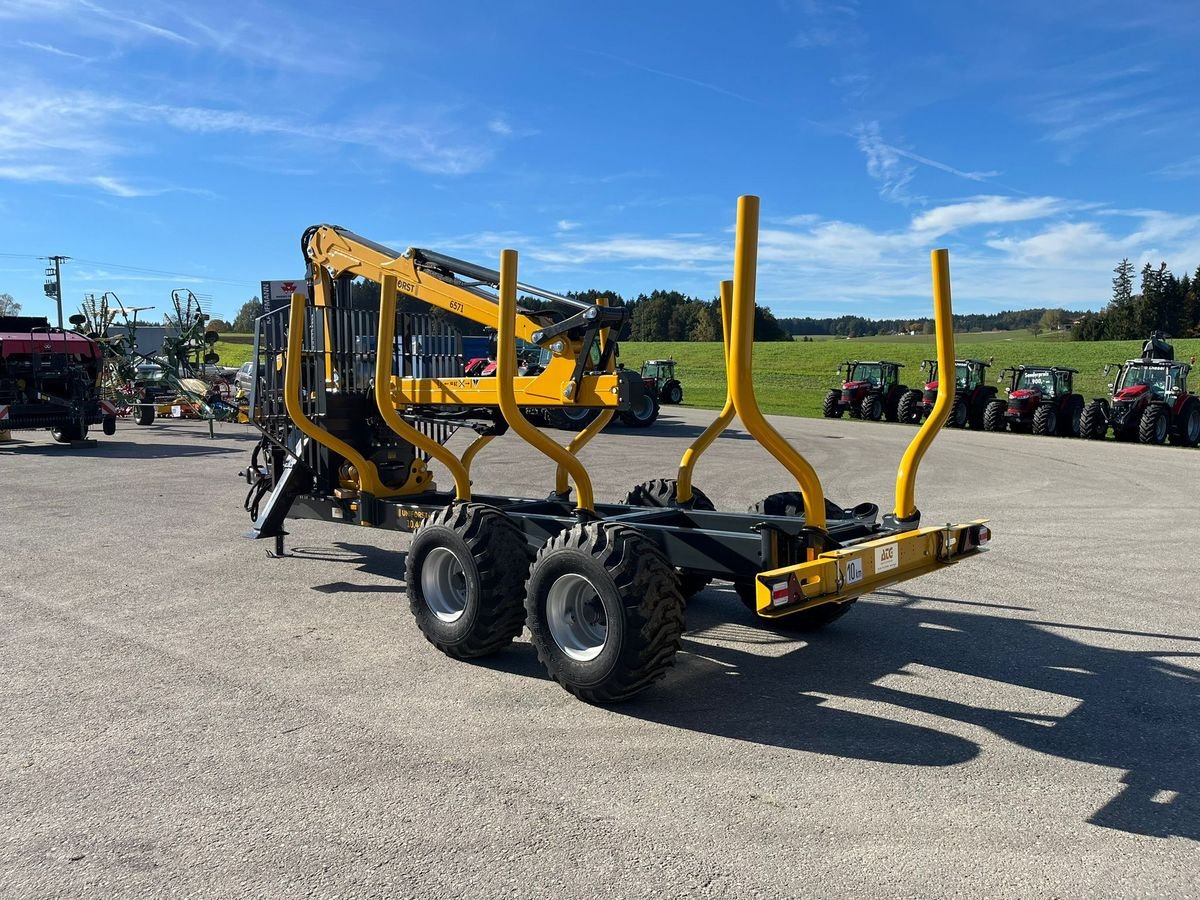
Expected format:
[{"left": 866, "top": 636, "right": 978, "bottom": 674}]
[
  {"left": 241, "top": 196, "right": 990, "bottom": 703},
  {"left": 80, "top": 290, "right": 240, "bottom": 434}
]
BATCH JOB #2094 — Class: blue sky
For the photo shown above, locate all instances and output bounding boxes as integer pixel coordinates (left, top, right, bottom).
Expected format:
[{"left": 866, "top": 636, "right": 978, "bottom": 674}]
[{"left": 1, "top": 0, "right": 1198, "bottom": 324}]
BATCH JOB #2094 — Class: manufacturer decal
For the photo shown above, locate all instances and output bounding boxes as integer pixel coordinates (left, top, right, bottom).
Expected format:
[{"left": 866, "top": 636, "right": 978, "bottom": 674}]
[{"left": 875, "top": 543, "right": 899, "bottom": 573}]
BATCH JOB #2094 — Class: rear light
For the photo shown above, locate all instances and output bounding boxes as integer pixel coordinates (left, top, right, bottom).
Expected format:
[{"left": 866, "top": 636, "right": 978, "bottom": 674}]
[{"left": 970, "top": 524, "right": 991, "bottom": 547}]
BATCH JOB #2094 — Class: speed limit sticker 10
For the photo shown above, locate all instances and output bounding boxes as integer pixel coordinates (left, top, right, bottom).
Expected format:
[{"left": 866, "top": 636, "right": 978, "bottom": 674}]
[{"left": 845, "top": 557, "right": 864, "bottom": 585}]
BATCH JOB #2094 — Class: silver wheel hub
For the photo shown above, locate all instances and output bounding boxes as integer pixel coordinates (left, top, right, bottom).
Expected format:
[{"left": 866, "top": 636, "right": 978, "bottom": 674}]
[
  {"left": 546, "top": 573, "right": 608, "bottom": 662},
  {"left": 422, "top": 546, "right": 469, "bottom": 623}
]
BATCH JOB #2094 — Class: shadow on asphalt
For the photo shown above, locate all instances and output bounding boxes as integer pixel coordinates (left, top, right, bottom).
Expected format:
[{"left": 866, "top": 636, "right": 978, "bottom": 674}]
[
  {"left": 601, "top": 417, "right": 758, "bottom": 440},
  {"left": 0, "top": 439, "right": 244, "bottom": 459},
  {"left": 284, "top": 540, "right": 1200, "bottom": 841},
  {"left": 291, "top": 543, "right": 407, "bottom": 593}
]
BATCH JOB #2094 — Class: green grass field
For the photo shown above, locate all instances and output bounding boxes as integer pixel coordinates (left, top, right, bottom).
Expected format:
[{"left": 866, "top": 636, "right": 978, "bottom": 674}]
[
  {"left": 216, "top": 330, "right": 1199, "bottom": 420},
  {"left": 619, "top": 336, "right": 1200, "bottom": 418},
  {"left": 212, "top": 333, "right": 254, "bottom": 368}
]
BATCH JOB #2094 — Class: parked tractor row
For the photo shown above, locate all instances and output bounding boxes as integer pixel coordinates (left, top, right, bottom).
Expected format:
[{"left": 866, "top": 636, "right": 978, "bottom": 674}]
[{"left": 822, "top": 334, "right": 1199, "bottom": 446}]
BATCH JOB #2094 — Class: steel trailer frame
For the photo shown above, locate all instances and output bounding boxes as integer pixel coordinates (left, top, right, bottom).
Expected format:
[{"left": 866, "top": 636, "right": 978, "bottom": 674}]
[{"left": 243, "top": 195, "right": 990, "bottom": 699}]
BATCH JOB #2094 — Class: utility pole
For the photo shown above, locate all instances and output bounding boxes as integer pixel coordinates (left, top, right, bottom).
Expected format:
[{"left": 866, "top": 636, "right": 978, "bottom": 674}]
[{"left": 43, "top": 255, "right": 69, "bottom": 328}]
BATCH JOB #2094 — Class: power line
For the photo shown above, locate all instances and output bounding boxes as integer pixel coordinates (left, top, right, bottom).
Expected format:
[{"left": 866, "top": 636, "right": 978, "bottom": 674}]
[{"left": 0, "top": 252, "right": 257, "bottom": 288}]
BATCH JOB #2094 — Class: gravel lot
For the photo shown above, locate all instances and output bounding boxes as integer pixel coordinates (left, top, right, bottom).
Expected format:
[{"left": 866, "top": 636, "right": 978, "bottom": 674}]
[{"left": 2, "top": 409, "right": 1197, "bottom": 898}]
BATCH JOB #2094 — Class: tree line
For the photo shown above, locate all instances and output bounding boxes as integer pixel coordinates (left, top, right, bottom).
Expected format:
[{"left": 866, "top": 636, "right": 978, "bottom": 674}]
[{"left": 1074, "top": 260, "right": 1200, "bottom": 341}]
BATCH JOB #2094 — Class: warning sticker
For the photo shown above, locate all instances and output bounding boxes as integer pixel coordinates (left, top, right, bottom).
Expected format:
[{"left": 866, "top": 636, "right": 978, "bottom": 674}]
[{"left": 875, "top": 543, "right": 899, "bottom": 573}]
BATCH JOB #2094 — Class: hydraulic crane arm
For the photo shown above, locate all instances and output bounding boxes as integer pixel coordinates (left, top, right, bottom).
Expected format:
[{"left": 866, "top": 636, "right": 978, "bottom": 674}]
[{"left": 301, "top": 224, "right": 633, "bottom": 411}]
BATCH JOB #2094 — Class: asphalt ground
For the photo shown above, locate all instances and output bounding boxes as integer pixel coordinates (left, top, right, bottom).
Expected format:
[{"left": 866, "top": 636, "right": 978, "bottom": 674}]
[{"left": 1, "top": 408, "right": 1197, "bottom": 898}]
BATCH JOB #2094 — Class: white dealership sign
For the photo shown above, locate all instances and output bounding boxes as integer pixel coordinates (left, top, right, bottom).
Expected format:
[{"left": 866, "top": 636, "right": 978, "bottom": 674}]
[{"left": 260, "top": 280, "right": 307, "bottom": 314}]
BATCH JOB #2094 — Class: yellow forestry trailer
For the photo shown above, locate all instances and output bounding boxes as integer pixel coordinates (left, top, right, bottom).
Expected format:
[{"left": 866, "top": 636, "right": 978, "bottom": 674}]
[{"left": 241, "top": 195, "right": 990, "bottom": 702}]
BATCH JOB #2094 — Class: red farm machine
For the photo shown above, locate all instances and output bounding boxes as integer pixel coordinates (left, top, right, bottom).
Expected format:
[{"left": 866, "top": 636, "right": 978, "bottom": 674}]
[
  {"left": 822, "top": 360, "right": 909, "bottom": 422},
  {"left": 984, "top": 365, "right": 1084, "bottom": 437},
  {"left": 898, "top": 358, "right": 995, "bottom": 429},
  {"left": 0, "top": 313, "right": 116, "bottom": 444},
  {"left": 1079, "top": 335, "right": 1200, "bottom": 445}
]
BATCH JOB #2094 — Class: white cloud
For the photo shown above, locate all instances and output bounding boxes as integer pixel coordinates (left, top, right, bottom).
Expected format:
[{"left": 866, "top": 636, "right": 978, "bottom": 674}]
[
  {"left": 16, "top": 39, "right": 92, "bottom": 60},
  {"left": 856, "top": 121, "right": 917, "bottom": 203},
  {"left": 0, "top": 83, "right": 512, "bottom": 192},
  {"left": 910, "top": 196, "right": 1066, "bottom": 236},
  {"left": 555, "top": 220, "right": 581, "bottom": 232},
  {"left": 439, "top": 197, "right": 1200, "bottom": 316}
]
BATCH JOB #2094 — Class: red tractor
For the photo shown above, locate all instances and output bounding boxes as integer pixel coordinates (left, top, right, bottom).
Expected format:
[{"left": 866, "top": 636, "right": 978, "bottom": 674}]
[
  {"left": 897, "top": 358, "right": 995, "bottom": 429},
  {"left": 640, "top": 359, "right": 684, "bottom": 405},
  {"left": 823, "top": 360, "right": 909, "bottom": 422},
  {"left": 983, "top": 366, "right": 1083, "bottom": 437},
  {"left": 1079, "top": 354, "right": 1200, "bottom": 446}
]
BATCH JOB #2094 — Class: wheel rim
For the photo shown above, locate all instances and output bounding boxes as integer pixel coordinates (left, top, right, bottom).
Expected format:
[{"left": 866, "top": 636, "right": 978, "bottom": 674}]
[
  {"left": 546, "top": 573, "right": 607, "bottom": 662},
  {"left": 562, "top": 406, "right": 593, "bottom": 422},
  {"left": 1188, "top": 409, "right": 1200, "bottom": 442},
  {"left": 421, "top": 546, "right": 469, "bottom": 622},
  {"left": 1155, "top": 415, "right": 1167, "bottom": 442},
  {"left": 1071, "top": 407, "right": 1081, "bottom": 434},
  {"left": 1046, "top": 410, "right": 1056, "bottom": 433},
  {"left": 632, "top": 396, "right": 654, "bottom": 420}
]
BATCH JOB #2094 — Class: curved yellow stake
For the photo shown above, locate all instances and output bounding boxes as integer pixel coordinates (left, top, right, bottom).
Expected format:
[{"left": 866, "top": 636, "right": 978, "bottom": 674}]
[
  {"left": 553, "top": 408, "right": 616, "bottom": 497},
  {"left": 374, "top": 273, "right": 471, "bottom": 500},
  {"left": 460, "top": 433, "right": 494, "bottom": 479},
  {"left": 495, "top": 249, "right": 596, "bottom": 512},
  {"left": 895, "top": 249, "right": 955, "bottom": 519},
  {"left": 676, "top": 279, "right": 735, "bottom": 503},
  {"left": 728, "top": 196, "right": 827, "bottom": 530},
  {"left": 553, "top": 296, "right": 615, "bottom": 497},
  {"left": 283, "top": 292, "right": 390, "bottom": 498}
]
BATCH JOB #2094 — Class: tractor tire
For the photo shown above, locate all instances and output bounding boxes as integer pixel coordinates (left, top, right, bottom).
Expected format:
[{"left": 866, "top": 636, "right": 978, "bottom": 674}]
[
  {"left": 1079, "top": 402, "right": 1106, "bottom": 440},
  {"left": 1169, "top": 399, "right": 1200, "bottom": 447},
  {"left": 1032, "top": 403, "right": 1058, "bottom": 437},
  {"left": 1139, "top": 403, "right": 1169, "bottom": 445},
  {"left": 406, "top": 502, "right": 531, "bottom": 659},
  {"left": 102, "top": 415, "right": 117, "bottom": 436},
  {"left": 134, "top": 403, "right": 155, "bottom": 426},
  {"left": 896, "top": 390, "right": 922, "bottom": 425},
  {"left": 620, "top": 393, "right": 659, "bottom": 428},
  {"left": 983, "top": 399, "right": 1006, "bottom": 432},
  {"left": 947, "top": 396, "right": 968, "bottom": 428},
  {"left": 525, "top": 521, "right": 685, "bottom": 703},
  {"left": 968, "top": 396, "right": 988, "bottom": 431},
  {"left": 661, "top": 380, "right": 683, "bottom": 405},
  {"left": 51, "top": 423, "right": 85, "bottom": 444},
  {"left": 884, "top": 386, "right": 905, "bottom": 422},
  {"left": 862, "top": 394, "right": 883, "bottom": 421},
  {"left": 822, "top": 390, "right": 843, "bottom": 418},
  {"left": 1064, "top": 397, "right": 1084, "bottom": 438},
  {"left": 545, "top": 406, "right": 600, "bottom": 431},
  {"left": 622, "top": 478, "right": 716, "bottom": 599}
]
